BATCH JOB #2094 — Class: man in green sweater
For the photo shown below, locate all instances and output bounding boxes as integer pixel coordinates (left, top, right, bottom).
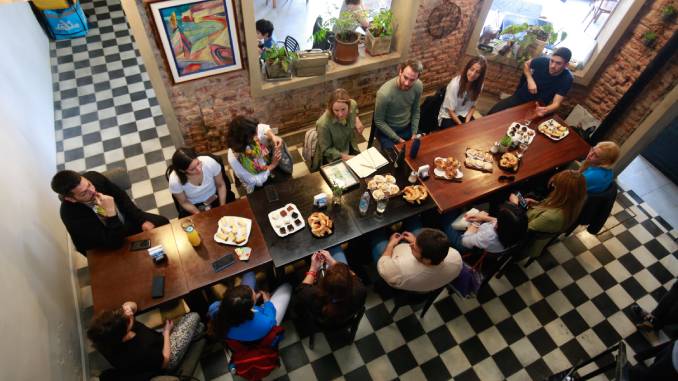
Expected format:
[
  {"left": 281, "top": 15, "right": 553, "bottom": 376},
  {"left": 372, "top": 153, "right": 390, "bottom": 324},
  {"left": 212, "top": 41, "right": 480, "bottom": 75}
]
[{"left": 374, "top": 59, "right": 423, "bottom": 152}]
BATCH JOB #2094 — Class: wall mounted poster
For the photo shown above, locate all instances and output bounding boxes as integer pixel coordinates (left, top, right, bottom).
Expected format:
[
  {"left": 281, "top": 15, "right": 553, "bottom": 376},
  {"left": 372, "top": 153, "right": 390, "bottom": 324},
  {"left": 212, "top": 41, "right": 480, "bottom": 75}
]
[{"left": 150, "top": 0, "right": 242, "bottom": 83}]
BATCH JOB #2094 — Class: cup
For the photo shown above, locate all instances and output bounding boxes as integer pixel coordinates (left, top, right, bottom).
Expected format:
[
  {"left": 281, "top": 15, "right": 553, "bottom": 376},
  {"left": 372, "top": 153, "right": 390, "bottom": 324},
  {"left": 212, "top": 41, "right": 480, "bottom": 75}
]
[
  {"left": 376, "top": 196, "right": 389, "bottom": 215},
  {"left": 181, "top": 220, "right": 201, "bottom": 247},
  {"left": 518, "top": 143, "right": 528, "bottom": 156},
  {"left": 332, "top": 186, "right": 343, "bottom": 206}
]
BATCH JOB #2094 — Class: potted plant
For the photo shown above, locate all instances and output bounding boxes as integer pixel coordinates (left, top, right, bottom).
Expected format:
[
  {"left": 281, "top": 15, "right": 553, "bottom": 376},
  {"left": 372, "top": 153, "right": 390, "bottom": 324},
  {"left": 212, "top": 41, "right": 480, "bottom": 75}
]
[
  {"left": 262, "top": 45, "right": 297, "bottom": 79},
  {"left": 322, "top": 11, "right": 361, "bottom": 65},
  {"left": 500, "top": 23, "right": 567, "bottom": 64},
  {"left": 661, "top": 5, "right": 676, "bottom": 22},
  {"left": 366, "top": 8, "right": 395, "bottom": 56},
  {"left": 641, "top": 30, "right": 658, "bottom": 47}
]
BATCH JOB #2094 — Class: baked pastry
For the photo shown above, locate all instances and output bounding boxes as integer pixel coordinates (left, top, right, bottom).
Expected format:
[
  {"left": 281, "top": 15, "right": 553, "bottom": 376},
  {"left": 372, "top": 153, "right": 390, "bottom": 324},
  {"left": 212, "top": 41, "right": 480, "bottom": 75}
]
[
  {"left": 308, "top": 212, "right": 333, "bottom": 237},
  {"left": 403, "top": 185, "right": 428, "bottom": 204},
  {"left": 500, "top": 152, "right": 519, "bottom": 169}
]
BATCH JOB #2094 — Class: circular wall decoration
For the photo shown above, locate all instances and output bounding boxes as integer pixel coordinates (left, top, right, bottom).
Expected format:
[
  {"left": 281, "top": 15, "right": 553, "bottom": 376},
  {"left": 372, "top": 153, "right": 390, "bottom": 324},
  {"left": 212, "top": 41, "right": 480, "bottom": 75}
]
[{"left": 427, "top": 1, "right": 462, "bottom": 39}]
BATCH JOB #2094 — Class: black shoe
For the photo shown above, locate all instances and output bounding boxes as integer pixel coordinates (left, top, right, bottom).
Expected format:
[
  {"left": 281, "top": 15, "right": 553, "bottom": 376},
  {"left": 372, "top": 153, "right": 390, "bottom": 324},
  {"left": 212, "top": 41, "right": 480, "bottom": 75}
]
[{"left": 630, "top": 303, "right": 655, "bottom": 330}]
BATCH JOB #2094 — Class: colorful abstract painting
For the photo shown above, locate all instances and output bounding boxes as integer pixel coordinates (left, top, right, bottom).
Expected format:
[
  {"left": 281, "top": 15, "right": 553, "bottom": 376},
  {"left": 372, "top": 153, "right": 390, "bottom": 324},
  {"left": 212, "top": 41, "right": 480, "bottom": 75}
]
[{"left": 150, "top": 0, "right": 242, "bottom": 83}]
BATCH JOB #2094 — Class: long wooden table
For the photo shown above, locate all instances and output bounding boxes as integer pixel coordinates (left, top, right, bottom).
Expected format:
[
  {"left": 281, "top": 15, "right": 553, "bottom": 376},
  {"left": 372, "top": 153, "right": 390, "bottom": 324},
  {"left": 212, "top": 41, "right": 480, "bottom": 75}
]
[{"left": 401, "top": 103, "right": 591, "bottom": 213}]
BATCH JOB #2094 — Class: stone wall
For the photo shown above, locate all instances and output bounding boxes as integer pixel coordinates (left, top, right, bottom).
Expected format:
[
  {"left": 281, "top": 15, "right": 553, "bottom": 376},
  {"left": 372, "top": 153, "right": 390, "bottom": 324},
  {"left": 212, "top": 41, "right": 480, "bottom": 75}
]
[{"left": 138, "top": 0, "right": 675, "bottom": 152}]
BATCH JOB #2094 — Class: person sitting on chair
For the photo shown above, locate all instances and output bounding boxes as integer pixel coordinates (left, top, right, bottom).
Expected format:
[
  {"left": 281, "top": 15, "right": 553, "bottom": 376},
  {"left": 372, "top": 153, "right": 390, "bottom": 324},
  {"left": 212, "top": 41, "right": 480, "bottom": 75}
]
[
  {"left": 294, "top": 248, "right": 367, "bottom": 327},
  {"left": 312, "top": 88, "right": 365, "bottom": 171},
  {"left": 87, "top": 301, "right": 202, "bottom": 376},
  {"left": 167, "top": 148, "right": 233, "bottom": 217},
  {"left": 440, "top": 202, "right": 528, "bottom": 254},
  {"left": 256, "top": 19, "right": 274, "bottom": 55},
  {"left": 579, "top": 141, "right": 620, "bottom": 194},
  {"left": 51, "top": 170, "right": 169, "bottom": 255},
  {"left": 372, "top": 222, "right": 462, "bottom": 292},
  {"left": 373, "top": 59, "right": 424, "bottom": 152},
  {"left": 488, "top": 47, "right": 573, "bottom": 117},
  {"left": 438, "top": 56, "right": 487, "bottom": 128},
  {"left": 226, "top": 116, "right": 290, "bottom": 194}
]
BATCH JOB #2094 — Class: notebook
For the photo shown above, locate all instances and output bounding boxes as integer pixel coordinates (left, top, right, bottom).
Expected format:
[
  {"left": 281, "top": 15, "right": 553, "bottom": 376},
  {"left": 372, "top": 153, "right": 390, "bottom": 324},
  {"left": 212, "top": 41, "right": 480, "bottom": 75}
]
[{"left": 346, "top": 147, "right": 389, "bottom": 178}]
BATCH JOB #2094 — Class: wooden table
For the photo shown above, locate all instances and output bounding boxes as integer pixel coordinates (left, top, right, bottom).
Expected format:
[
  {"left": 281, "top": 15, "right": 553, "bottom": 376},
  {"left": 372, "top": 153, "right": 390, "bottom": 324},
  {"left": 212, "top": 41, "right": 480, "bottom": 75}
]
[
  {"left": 89, "top": 224, "right": 189, "bottom": 315},
  {"left": 401, "top": 103, "right": 591, "bottom": 213},
  {"left": 172, "top": 198, "right": 273, "bottom": 291}
]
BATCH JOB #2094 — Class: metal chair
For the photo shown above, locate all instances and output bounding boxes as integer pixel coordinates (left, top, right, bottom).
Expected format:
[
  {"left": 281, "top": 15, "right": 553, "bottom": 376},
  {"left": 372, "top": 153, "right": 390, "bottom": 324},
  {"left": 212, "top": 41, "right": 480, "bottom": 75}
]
[
  {"left": 284, "top": 35, "right": 300, "bottom": 52},
  {"left": 390, "top": 286, "right": 445, "bottom": 319}
]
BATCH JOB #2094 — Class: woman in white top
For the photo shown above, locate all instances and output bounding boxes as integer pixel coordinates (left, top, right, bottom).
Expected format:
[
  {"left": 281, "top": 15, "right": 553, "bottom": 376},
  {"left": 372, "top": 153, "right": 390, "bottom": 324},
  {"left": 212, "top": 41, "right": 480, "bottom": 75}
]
[
  {"left": 167, "top": 148, "right": 231, "bottom": 217},
  {"left": 226, "top": 116, "right": 287, "bottom": 194},
  {"left": 438, "top": 56, "right": 487, "bottom": 129}
]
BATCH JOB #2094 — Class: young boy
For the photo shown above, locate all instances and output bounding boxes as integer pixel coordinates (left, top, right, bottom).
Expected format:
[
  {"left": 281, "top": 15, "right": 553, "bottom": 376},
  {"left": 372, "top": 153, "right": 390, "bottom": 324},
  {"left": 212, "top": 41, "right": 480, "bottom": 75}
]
[{"left": 255, "top": 19, "right": 274, "bottom": 53}]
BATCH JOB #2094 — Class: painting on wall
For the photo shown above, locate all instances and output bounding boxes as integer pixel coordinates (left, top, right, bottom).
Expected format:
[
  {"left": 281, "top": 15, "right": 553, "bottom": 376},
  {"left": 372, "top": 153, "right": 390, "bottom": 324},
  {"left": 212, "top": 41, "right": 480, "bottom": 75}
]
[{"left": 150, "top": 0, "right": 242, "bottom": 83}]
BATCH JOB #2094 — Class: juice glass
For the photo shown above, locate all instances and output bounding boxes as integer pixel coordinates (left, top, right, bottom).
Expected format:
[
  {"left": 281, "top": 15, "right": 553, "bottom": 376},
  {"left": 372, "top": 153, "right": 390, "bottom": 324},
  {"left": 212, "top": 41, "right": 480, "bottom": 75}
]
[{"left": 181, "top": 220, "right": 201, "bottom": 247}]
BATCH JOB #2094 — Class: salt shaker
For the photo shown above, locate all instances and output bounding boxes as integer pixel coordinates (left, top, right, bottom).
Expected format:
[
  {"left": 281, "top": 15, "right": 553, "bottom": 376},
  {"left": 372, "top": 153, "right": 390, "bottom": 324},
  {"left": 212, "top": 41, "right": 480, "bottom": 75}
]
[{"left": 408, "top": 171, "right": 418, "bottom": 184}]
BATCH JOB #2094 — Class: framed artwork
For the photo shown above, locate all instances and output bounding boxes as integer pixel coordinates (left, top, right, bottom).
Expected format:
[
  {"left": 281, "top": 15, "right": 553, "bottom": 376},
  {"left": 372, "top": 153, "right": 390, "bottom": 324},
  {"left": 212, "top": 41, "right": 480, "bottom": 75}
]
[{"left": 150, "top": 0, "right": 242, "bottom": 83}]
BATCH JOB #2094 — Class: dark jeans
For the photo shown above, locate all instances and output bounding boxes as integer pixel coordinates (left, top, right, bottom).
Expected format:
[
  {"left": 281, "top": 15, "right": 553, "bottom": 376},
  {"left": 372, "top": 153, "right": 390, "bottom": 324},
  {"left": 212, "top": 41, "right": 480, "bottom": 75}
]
[
  {"left": 440, "top": 115, "right": 467, "bottom": 129},
  {"left": 376, "top": 124, "right": 412, "bottom": 153},
  {"left": 653, "top": 280, "right": 678, "bottom": 329},
  {"left": 487, "top": 94, "right": 527, "bottom": 115},
  {"left": 628, "top": 340, "right": 678, "bottom": 380}
]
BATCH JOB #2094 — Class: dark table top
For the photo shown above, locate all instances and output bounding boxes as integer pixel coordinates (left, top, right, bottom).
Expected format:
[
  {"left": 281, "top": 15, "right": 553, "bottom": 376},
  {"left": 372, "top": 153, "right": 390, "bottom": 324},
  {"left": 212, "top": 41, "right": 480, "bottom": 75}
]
[
  {"left": 401, "top": 103, "right": 591, "bottom": 213},
  {"left": 248, "top": 172, "right": 364, "bottom": 268},
  {"left": 89, "top": 224, "right": 189, "bottom": 315},
  {"left": 171, "top": 198, "right": 273, "bottom": 291}
]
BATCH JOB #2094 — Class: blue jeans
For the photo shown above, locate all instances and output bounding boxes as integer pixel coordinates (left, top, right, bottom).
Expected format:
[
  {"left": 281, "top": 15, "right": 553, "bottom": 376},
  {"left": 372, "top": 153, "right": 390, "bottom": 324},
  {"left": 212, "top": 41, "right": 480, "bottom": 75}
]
[
  {"left": 370, "top": 216, "right": 424, "bottom": 262},
  {"left": 328, "top": 245, "right": 348, "bottom": 264},
  {"left": 439, "top": 210, "right": 467, "bottom": 252},
  {"left": 376, "top": 124, "right": 413, "bottom": 151}
]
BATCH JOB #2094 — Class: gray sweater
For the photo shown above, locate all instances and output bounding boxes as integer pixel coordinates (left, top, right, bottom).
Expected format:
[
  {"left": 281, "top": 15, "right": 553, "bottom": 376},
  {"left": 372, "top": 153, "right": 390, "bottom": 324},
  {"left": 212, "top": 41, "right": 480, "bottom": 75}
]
[{"left": 374, "top": 77, "right": 423, "bottom": 141}]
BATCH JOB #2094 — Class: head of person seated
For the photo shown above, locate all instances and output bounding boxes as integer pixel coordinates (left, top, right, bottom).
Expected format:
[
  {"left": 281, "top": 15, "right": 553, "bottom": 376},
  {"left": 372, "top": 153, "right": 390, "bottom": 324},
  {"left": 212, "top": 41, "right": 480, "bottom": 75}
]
[
  {"left": 87, "top": 308, "right": 131, "bottom": 353},
  {"left": 496, "top": 202, "right": 528, "bottom": 248},
  {"left": 397, "top": 59, "right": 423, "bottom": 91},
  {"left": 585, "top": 141, "right": 620, "bottom": 169},
  {"left": 227, "top": 115, "right": 259, "bottom": 154},
  {"left": 255, "top": 19, "right": 274, "bottom": 40},
  {"left": 51, "top": 170, "right": 96, "bottom": 203},
  {"left": 548, "top": 47, "right": 572, "bottom": 76},
  {"left": 327, "top": 88, "right": 352, "bottom": 123},
  {"left": 458, "top": 56, "right": 487, "bottom": 104},
  {"left": 318, "top": 262, "right": 354, "bottom": 321},
  {"left": 543, "top": 169, "right": 587, "bottom": 227},
  {"left": 412, "top": 228, "right": 449, "bottom": 266},
  {"left": 168, "top": 147, "right": 201, "bottom": 185},
  {"left": 208, "top": 285, "right": 255, "bottom": 339}
]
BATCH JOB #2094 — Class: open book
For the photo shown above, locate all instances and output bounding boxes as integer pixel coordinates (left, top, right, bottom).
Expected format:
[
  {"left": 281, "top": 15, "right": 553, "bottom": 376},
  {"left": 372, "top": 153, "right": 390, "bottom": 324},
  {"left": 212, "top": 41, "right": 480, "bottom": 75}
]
[{"left": 346, "top": 147, "right": 389, "bottom": 178}]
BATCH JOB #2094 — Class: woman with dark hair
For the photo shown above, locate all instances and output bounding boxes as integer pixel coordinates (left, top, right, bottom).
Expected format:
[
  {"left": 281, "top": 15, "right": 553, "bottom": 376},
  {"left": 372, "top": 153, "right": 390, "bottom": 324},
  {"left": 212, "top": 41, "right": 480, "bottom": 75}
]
[
  {"left": 208, "top": 272, "right": 291, "bottom": 342},
  {"left": 438, "top": 56, "right": 487, "bottom": 128},
  {"left": 167, "top": 147, "right": 231, "bottom": 217},
  {"left": 86, "top": 301, "right": 201, "bottom": 376},
  {"left": 312, "top": 88, "right": 365, "bottom": 171},
  {"left": 441, "top": 202, "right": 528, "bottom": 253},
  {"left": 226, "top": 116, "right": 288, "bottom": 194},
  {"left": 294, "top": 248, "right": 367, "bottom": 326}
]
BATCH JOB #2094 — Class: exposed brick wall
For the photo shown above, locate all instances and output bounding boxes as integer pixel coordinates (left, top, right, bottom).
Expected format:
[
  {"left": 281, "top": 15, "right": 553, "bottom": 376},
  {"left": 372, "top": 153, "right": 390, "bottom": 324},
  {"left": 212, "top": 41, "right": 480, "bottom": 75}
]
[{"left": 139, "top": 0, "right": 675, "bottom": 152}]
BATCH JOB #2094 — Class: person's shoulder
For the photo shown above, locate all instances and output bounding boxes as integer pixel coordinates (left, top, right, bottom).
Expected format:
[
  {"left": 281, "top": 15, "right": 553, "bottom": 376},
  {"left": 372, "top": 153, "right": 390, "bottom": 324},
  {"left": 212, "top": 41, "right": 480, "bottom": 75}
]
[
  {"left": 349, "top": 99, "right": 358, "bottom": 110},
  {"left": 414, "top": 79, "right": 424, "bottom": 92},
  {"left": 377, "top": 77, "right": 397, "bottom": 93},
  {"left": 316, "top": 110, "right": 332, "bottom": 128},
  {"left": 83, "top": 171, "right": 105, "bottom": 182}
]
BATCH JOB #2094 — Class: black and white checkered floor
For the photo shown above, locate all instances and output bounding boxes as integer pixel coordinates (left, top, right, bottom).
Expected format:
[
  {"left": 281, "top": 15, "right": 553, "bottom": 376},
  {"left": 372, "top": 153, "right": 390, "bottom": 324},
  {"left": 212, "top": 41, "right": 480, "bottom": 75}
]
[{"left": 51, "top": 1, "right": 677, "bottom": 380}]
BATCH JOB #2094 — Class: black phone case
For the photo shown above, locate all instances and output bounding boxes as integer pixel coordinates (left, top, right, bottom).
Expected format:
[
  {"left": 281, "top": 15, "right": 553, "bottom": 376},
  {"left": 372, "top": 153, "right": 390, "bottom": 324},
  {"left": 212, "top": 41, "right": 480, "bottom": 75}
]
[
  {"left": 151, "top": 275, "right": 165, "bottom": 298},
  {"left": 212, "top": 254, "right": 235, "bottom": 273},
  {"left": 130, "top": 239, "right": 151, "bottom": 251}
]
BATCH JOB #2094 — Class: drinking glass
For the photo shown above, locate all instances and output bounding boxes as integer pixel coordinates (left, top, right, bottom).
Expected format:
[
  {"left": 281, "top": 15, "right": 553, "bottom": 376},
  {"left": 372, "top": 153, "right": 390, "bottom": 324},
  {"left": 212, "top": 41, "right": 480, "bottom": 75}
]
[
  {"left": 376, "top": 197, "right": 389, "bottom": 215},
  {"left": 181, "top": 220, "right": 201, "bottom": 247},
  {"left": 332, "top": 185, "right": 343, "bottom": 206}
]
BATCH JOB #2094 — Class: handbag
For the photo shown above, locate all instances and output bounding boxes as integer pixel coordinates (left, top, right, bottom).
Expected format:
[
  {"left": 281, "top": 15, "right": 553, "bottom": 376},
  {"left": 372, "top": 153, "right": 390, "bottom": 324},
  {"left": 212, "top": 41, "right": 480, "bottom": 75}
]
[{"left": 276, "top": 143, "right": 294, "bottom": 175}]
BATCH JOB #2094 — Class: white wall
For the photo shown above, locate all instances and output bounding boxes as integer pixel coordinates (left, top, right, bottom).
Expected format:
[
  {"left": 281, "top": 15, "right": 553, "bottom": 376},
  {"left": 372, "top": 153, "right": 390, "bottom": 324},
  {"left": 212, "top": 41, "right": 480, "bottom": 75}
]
[{"left": 0, "top": 3, "right": 83, "bottom": 380}]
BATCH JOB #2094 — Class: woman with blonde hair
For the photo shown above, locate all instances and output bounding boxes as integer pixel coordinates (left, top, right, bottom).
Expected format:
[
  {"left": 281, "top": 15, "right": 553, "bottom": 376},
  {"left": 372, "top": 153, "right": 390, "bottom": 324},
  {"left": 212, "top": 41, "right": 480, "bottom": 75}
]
[
  {"left": 511, "top": 170, "right": 587, "bottom": 258},
  {"left": 312, "top": 88, "right": 365, "bottom": 171},
  {"left": 579, "top": 141, "right": 620, "bottom": 194}
]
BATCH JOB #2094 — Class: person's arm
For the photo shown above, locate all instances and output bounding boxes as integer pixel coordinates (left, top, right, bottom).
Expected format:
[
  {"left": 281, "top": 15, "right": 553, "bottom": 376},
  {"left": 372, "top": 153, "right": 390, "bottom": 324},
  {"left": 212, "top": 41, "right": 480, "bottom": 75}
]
[
  {"left": 528, "top": 208, "right": 563, "bottom": 233},
  {"left": 536, "top": 94, "right": 565, "bottom": 116},
  {"left": 317, "top": 120, "right": 343, "bottom": 163},
  {"left": 381, "top": 232, "right": 402, "bottom": 258},
  {"left": 376, "top": 234, "right": 405, "bottom": 287},
  {"left": 410, "top": 82, "right": 422, "bottom": 136},
  {"left": 374, "top": 90, "right": 404, "bottom": 143},
  {"left": 93, "top": 172, "right": 149, "bottom": 228},
  {"left": 302, "top": 252, "right": 324, "bottom": 285},
  {"left": 227, "top": 149, "right": 271, "bottom": 194},
  {"left": 161, "top": 319, "right": 173, "bottom": 369},
  {"left": 523, "top": 59, "right": 537, "bottom": 95},
  {"left": 61, "top": 203, "right": 127, "bottom": 254},
  {"left": 174, "top": 191, "right": 200, "bottom": 215},
  {"left": 353, "top": 101, "right": 365, "bottom": 135},
  {"left": 466, "top": 106, "right": 477, "bottom": 122},
  {"left": 214, "top": 172, "right": 228, "bottom": 205}
]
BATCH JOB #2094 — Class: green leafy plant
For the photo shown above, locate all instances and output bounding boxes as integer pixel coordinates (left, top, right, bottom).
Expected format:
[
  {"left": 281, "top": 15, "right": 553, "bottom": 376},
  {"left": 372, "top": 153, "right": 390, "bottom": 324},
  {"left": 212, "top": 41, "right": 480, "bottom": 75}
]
[
  {"left": 369, "top": 8, "right": 395, "bottom": 37},
  {"left": 500, "top": 135, "right": 513, "bottom": 147},
  {"left": 661, "top": 4, "right": 676, "bottom": 18},
  {"left": 642, "top": 30, "right": 658, "bottom": 46},
  {"left": 313, "top": 11, "right": 360, "bottom": 44},
  {"left": 500, "top": 23, "right": 567, "bottom": 63},
  {"left": 262, "top": 45, "right": 297, "bottom": 73}
]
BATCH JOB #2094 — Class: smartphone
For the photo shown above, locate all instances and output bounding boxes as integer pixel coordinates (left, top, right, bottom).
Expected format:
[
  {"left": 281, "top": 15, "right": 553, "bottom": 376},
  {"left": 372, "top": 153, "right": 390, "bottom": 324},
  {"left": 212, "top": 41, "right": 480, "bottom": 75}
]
[
  {"left": 212, "top": 253, "right": 235, "bottom": 273},
  {"left": 151, "top": 275, "right": 165, "bottom": 298},
  {"left": 130, "top": 239, "right": 151, "bottom": 251},
  {"left": 516, "top": 192, "right": 528, "bottom": 209},
  {"left": 265, "top": 185, "right": 279, "bottom": 202}
]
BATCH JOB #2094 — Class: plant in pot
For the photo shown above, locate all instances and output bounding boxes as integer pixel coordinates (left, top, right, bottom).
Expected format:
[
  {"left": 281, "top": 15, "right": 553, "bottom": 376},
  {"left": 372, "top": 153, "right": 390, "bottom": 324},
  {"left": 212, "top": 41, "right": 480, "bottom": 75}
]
[
  {"left": 326, "top": 11, "right": 361, "bottom": 65},
  {"left": 366, "top": 8, "right": 395, "bottom": 56},
  {"left": 661, "top": 5, "right": 676, "bottom": 22},
  {"left": 641, "top": 30, "right": 658, "bottom": 47},
  {"left": 500, "top": 23, "right": 567, "bottom": 64},
  {"left": 262, "top": 45, "right": 297, "bottom": 79}
]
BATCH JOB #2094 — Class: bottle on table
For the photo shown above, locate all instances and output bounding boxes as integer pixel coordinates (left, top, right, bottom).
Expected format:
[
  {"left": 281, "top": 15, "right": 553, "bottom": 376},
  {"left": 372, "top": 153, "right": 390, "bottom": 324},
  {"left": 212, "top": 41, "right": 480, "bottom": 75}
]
[
  {"left": 409, "top": 134, "right": 422, "bottom": 159},
  {"left": 359, "top": 191, "right": 370, "bottom": 216},
  {"left": 181, "top": 220, "right": 201, "bottom": 247}
]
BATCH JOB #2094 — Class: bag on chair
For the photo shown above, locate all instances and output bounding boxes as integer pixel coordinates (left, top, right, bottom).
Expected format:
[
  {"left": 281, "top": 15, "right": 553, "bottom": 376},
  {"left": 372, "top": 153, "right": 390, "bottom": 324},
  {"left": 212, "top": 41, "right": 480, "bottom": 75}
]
[
  {"left": 449, "top": 263, "right": 484, "bottom": 298},
  {"left": 41, "top": 1, "right": 89, "bottom": 40},
  {"left": 302, "top": 128, "right": 320, "bottom": 172},
  {"left": 225, "top": 326, "right": 284, "bottom": 381}
]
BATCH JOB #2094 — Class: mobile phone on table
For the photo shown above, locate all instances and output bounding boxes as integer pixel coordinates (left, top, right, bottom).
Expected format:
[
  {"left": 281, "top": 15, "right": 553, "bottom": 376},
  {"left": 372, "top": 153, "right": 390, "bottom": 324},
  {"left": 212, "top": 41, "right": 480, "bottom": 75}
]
[
  {"left": 212, "top": 253, "right": 235, "bottom": 273},
  {"left": 265, "top": 185, "right": 279, "bottom": 202},
  {"left": 130, "top": 239, "right": 151, "bottom": 251},
  {"left": 515, "top": 192, "right": 528, "bottom": 209},
  {"left": 151, "top": 275, "right": 165, "bottom": 298}
]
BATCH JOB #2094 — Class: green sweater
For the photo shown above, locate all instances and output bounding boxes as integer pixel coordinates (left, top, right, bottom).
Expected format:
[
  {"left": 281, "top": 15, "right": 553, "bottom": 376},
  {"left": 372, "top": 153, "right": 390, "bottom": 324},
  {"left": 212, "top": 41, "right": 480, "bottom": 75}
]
[
  {"left": 374, "top": 77, "right": 423, "bottom": 142},
  {"left": 525, "top": 207, "right": 566, "bottom": 258},
  {"left": 314, "top": 100, "right": 360, "bottom": 169}
]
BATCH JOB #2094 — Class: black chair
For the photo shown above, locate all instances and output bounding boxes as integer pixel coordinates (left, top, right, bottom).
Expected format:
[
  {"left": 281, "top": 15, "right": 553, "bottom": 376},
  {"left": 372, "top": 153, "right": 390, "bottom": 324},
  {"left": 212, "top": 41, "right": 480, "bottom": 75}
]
[
  {"left": 165, "top": 153, "right": 236, "bottom": 218},
  {"left": 522, "top": 231, "right": 561, "bottom": 268},
  {"left": 565, "top": 181, "right": 618, "bottom": 236},
  {"left": 367, "top": 115, "right": 377, "bottom": 148},
  {"left": 305, "top": 304, "right": 365, "bottom": 350},
  {"left": 467, "top": 241, "right": 525, "bottom": 290},
  {"left": 284, "top": 35, "right": 300, "bottom": 52},
  {"left": 390, "top": 287, "right": 445, "bottom": 319},
  {"left": 418, "top": 86, "right": 447, "bottom": 135}
]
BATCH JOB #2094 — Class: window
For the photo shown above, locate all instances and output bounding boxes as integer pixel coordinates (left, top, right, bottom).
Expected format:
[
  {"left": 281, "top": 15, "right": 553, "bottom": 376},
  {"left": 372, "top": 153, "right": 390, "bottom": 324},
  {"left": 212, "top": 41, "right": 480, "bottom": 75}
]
[{"left": 466, "top": 0, "right": 646, "bottom": 85}]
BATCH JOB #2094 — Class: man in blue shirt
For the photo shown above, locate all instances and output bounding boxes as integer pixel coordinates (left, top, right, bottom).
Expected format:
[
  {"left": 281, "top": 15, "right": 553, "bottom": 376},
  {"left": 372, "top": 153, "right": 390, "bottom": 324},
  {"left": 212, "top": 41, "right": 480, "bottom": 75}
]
[{"left": 488, "top": 47, "right": 573, "bottom": 117}]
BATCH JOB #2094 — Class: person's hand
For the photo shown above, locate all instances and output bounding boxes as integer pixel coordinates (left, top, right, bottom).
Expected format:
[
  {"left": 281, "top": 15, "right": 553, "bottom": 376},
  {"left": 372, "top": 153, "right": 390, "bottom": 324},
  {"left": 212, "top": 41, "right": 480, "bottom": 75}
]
[
  {"left": 509, "top": 193, "right": 520, "bottom": 205},
  {"left": 340, "top": 153, "right": 354, "bottom": 161},
  {"left": 271, "top": 134, "right": 283, "bottom": 150},
  {"left": 466, "top": 223, "right": 480, "bottom": 234},
  {"left": 122, "top": 301, "right": 137, "bottom": 317},
  {"left": 465, "top": 211, "right": 488, "bottom": 222},
  {"left": 387, "top": 232, "right": 402, "bottom": 247},
  {"left": 268, "top": 148, "right": 281, "bottom": 170},
  {"left": 257, "top": 291, "right": 271, "bottom": 302},
  {"left": 310, "top": 252, "right": 323, "bottom": 272},
  {"left": 535, "top": 106, "right": 549, "bottom": 117},
  {"left": 318, "top": 250, "right": 337, "bottom": 266},
  {"left": 163, "top": 319, "right": 174, "bottom": 335},
  {"left": 141, "top": 221, "right": 155, "bottom": 231},
  {"left": 95, "top": 193, "right": 116, "bottom": 217},
  {"left": 401, "top": 231, "right": 416, "bottom": 244},
  {"left": 527, "top": 78, "right": 538, "bottom": 95},
  {"left": 525, "top": 197, "right": 538, "bottom": 206},
  {"left": 398, "top": 138, "right": 406, "bottom": 144}
]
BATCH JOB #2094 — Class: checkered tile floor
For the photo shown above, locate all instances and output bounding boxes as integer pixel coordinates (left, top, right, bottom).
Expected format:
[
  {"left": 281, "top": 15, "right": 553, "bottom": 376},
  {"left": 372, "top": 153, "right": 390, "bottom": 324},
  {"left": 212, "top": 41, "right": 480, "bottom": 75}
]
[{"left": 50, "top": 1, "right": 678, "bottom": 380}]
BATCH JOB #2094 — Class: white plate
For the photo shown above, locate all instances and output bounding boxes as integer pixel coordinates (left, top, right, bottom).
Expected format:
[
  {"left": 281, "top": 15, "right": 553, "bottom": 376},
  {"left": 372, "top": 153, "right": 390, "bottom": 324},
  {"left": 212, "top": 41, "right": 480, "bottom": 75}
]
[
  {"left": 537, "top": 119, "right": 569, "bottom": 141},
  {"left": 267, "top": 203, "right": 305, "bottom": 237},
  {"left": 213, "top": 216, "right": 252, "bottom": 246},
  {"left": 507, "top": 122, "right": 536, "bottom": 145},
  {"left": 433, "top": 167, "right": 463, "bottom": 180}
]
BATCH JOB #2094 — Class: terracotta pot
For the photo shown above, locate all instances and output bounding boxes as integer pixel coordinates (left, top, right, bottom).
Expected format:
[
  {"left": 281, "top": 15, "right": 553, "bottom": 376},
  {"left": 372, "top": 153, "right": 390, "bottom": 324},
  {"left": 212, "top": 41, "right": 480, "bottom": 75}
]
[{"left": 334, "top": 37, "right": 359, "bottom": 65}]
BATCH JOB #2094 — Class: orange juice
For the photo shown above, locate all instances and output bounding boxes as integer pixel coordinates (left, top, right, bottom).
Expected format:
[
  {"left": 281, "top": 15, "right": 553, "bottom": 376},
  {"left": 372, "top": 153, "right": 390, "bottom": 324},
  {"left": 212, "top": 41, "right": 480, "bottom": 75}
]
[{"left": 181, "top": 221, "right": 201, "bottom": 247}]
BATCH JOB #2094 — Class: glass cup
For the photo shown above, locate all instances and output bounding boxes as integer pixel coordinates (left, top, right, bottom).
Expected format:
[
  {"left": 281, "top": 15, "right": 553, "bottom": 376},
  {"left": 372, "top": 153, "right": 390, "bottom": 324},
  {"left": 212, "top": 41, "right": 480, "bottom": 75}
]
[
  {"left": 376, "top": 196, "right": 389, "bottom": 215},
  {"left": 518, "top": 143, "right": 529, "bottom": 156},
  {"left": 181, "top": 220, "right": 201, "bottom": 247},
  {"left": 332, "top": 186, "right": 343, "bottom": 206}
]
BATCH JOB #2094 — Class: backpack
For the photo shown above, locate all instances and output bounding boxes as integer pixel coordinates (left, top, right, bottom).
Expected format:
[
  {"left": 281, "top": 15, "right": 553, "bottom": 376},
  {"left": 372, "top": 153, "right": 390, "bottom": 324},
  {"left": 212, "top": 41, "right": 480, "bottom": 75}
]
[
  {"left": 41, "top": 1, "right": 89, "bottom": 40},
  {"left": 419, "top": 86, "right": 447, "bottom": 135},
  {"left": 225, "top": 326, "right": 284, "bottom": 381},
  {"left": 302, "top": 128, "right": 320, "bottom": 172}
]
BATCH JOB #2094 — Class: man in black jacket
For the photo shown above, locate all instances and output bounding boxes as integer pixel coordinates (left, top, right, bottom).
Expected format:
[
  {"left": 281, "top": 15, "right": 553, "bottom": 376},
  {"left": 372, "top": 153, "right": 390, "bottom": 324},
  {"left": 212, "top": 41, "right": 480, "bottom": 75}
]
[{"left": 51, "top": 170, "right": 169, "bottom": 255}]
